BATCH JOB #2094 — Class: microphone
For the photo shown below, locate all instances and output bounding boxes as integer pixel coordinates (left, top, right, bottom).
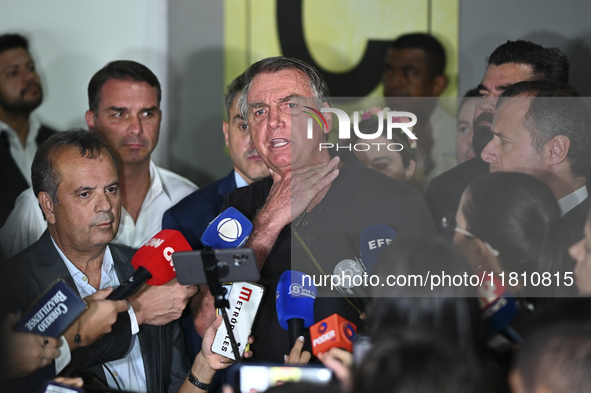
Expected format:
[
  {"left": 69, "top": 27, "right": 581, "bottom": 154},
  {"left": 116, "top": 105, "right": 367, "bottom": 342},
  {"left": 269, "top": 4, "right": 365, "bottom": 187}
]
[
  {"left": 200, "top": 208, "right": 255, "bottom": 362},
  {"left": 201, "top": 207, "right": 253, "bottom": 248},
  {"left": 478, "top": 272, "right": 521, "bottom": 343},
  {"left": 359, "top": 225, "right": 397, "bottom": 274},
  {"left": 333, "top": 259, "right": 369, "bottom": 311},
  {"left": 107, "top": 229, "right": 192, "bottom": 300},
  {"left": 276, "top": 270, "right": 317, "bottom": 349},
  {"left": 310, "top": 313, "right": 357, "bottom": 356}
]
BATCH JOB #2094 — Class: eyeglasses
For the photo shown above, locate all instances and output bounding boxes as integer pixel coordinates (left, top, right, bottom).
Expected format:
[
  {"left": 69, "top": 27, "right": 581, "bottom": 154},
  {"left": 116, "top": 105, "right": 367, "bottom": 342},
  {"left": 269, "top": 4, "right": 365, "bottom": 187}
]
[
  {"left": 440, "top": 216, "right": 500, "bottom": 257},
  {"left": 247, "top": 97, "right": 314, "bottom": 125}
]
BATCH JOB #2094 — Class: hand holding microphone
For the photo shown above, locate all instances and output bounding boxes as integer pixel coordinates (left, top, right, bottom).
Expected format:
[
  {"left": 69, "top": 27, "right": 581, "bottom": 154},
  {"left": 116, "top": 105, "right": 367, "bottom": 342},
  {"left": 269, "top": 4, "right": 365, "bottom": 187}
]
[
  {"left": 110, "top": 229, "right": 198, "bottom": 326},
  {"left": 65, "top": 287, "right": 128, "bottom": 349}
]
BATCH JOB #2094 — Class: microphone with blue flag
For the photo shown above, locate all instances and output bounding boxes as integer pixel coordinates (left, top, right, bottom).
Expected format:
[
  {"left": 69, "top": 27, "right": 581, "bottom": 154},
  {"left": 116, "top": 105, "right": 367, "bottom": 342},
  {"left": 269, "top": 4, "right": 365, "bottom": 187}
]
[
  {"left": 276, "top": 270, "right": 317, "bottom": 349},
  {"left": 201, "top": 207, "right": 253, "bottom": 248}
]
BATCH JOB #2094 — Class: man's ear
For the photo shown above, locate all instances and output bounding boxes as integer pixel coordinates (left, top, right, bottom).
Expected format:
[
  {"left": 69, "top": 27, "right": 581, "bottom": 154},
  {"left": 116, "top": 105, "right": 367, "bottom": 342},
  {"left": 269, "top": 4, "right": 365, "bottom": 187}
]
[
  {"left": 222, "top": 121, "right": 230, "bottom": 148},
  {"left": 545, "top": 134, "right": 570, "bottom": 166},
  {"left": 85, "top": 110, "right": 96, "bottom": 130},
  {"left": 322, "top": 102, "right": 333, "bottom": 135},
  {"left": 38, "top": 192, "right": 56, "bottom": 225},
  {"left": 432, "top": 74, "right": 448, "bottom": 97}
]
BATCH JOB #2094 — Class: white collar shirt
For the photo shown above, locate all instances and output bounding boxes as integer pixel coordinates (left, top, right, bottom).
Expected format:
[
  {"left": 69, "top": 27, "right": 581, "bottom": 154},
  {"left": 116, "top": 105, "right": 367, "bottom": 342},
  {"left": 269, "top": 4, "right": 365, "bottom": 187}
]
[
  {"left": 52, "top": 239, "right": 147, "bottom": 393},
  {"left": 0, "top": 116, "right": 42, "bottom": 185}
]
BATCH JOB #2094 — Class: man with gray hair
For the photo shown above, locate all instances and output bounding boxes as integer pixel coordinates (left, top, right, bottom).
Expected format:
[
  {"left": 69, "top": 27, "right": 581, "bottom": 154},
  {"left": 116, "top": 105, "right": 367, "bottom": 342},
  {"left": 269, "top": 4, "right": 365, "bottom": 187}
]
[
  {"left": 5, "top": 130, "right": 190, "bottom": 392},
  {"left": 204, "top": 56, "right": 435, "bottom": 362}
]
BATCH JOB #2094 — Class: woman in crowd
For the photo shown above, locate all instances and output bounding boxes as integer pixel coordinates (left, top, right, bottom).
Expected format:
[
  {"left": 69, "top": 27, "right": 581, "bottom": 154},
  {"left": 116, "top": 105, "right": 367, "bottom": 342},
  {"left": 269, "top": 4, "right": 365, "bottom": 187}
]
[
  {"left": 452, "top": 172, "right": 570, "bottom": 297},
  {"left": 352, "top": 107, "right": 425, "bottom": 191},
  {"left": 320, "top": 235, "right": 508, "bottom": 393},
  {"left": 367, "top": 235, "right": 485, "bottom": 353}
]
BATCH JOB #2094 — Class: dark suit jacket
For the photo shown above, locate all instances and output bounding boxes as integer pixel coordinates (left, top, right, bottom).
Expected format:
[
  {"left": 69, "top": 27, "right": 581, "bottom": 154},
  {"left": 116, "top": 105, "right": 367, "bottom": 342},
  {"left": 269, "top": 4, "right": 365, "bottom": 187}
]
[
  {"left": 561, "top": 195, "right": 590, "bottom": 236},
  {"left": 162, "top": 170, "right": 242, "bottom": 362},
  {"left": 162, "top": 170, "right": 237, "bottom": 249},
  {"left": 0, "top": 124, "right": 56, "bottom": 226},
  {"left": 424, "top": 156, "right": 490, "bottom": 226},
  {"left": 5, "top": 231, "right": 189, "bottom": 392}
]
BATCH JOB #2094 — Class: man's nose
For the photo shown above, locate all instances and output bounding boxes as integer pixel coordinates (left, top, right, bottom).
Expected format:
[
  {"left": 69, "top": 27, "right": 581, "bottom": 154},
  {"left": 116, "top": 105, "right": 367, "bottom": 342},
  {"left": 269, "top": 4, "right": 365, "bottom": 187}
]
[
  {"left": 481, "top": 138, "right": 498, "bottom": 164},
  {"left": 267, "top": 106, "right": 285, "bottom": 129},
  {"left": 96, "top": 191, "right": 113, "bottom": 212},
  {"left": 129, "top": 115, "right": 143, "bottom": 136},
  {"left": 474, "top": 97, "right": 496, "bottom": 120}
]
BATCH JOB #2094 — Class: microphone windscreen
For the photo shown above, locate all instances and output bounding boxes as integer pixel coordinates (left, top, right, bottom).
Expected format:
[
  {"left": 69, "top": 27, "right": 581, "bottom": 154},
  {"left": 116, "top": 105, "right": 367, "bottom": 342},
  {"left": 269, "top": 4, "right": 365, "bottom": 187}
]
[
  {"left": 310, "top": 313, "right": 357, "bottom": 356},
  {"left": 276, "top": 271, "right": 317, "bottom": 330},
  {"left": 479, "top": 273, "right": 518, "bottom": 333},
  {"left": 360, "top": 225, "right": 397, "bottom": 273},
  {"left": 131, "top": 229, "right": 192, "bottom": 285},
  {"left": 201, "top": 207, "right": 253, "bottom": 249}
]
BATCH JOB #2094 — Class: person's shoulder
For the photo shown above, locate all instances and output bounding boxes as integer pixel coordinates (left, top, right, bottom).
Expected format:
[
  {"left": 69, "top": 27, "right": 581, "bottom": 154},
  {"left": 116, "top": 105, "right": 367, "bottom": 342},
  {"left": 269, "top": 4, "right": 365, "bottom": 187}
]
[
  {"left": 9, "top": 187, "right": 39, "bottom": 210},
  {"left": 225, "top": 177, "right": 272, "bottom": 215},
  {"left": 358, "top": 164, "right": 422, "bottom": 198},
  {"left": 38, "top": 123, "right": 59, "bottom": 134},
  {"left": 109, "top": 242, "right": 136, "bottom": 261},
  {"left": 7, "top": 231, "right": 49, "bottom": 265},
  {"left": 229, "top": 176, "right": 272, "bottom": 197},
  {"left": 428, "top": 156, "right": 488, "bottom": 187},
  {"left": 165, "top": 177, "right": 225, "bottom": 217},
  {"left": 156, "top": 166, "right": 198, "bottom": 190}
]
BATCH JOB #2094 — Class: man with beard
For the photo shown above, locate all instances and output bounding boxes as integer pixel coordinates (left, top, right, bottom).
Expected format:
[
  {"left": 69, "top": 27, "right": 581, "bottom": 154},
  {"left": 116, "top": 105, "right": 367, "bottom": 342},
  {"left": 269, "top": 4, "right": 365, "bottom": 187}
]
[
  {"left": 424, "top": 40, "right": 570, "bottom": 226},
  {"left": 0, "top": 34, "right": 56, "bottom": 226},
  {"left": 1, "top": 61, "right": 199, "bottom": 266}
]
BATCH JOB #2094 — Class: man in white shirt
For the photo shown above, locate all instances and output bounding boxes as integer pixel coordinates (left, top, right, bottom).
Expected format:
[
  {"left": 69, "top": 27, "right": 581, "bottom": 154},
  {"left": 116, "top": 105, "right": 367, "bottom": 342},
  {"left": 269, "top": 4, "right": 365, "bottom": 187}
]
[
  {"left": 0, "top": 33, "right": 57, "bottom": 226},
  {"left": 5, "top": 130, "right": 194, "bottom": 392},
  {"left": 1, "top": 60, "right": 197, "bottom": 258}
]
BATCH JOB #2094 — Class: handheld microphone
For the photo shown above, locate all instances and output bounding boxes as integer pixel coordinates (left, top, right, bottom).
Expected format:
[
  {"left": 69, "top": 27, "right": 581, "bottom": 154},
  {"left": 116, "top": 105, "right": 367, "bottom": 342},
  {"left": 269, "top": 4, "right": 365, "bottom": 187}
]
[
  {"left": 201, "top": 207, "right": 253, "bottom": 248},
  {"left": 478, "top": 272, "right": 521, "bottom": 343},
  {"left": 359, "top": 225, "right": 397, "bottom": 274},
  {"left": 310, "top": 313, "right": 357, "bottom": 356},
  {"left": 107, "top": 229, "right": 192, "bottom": 300},
  {"left": 200, "top": 208, "right": 255, "bottom": 362},
  {"left": 276, "top": 270, "right": 317, "bottom": 349},
  {"left": 333, "top": 259, "right": 369, "bottom": 311}
]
